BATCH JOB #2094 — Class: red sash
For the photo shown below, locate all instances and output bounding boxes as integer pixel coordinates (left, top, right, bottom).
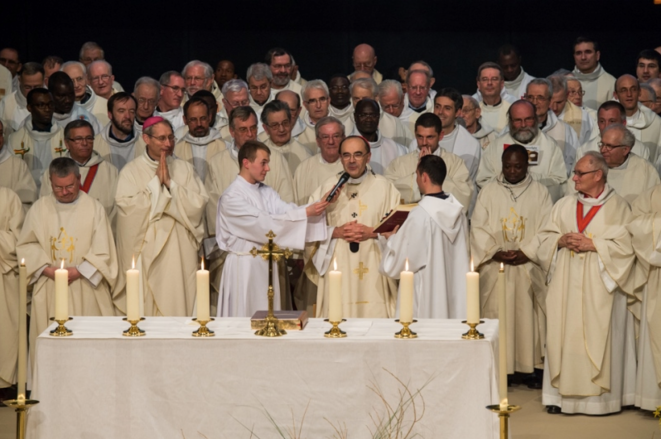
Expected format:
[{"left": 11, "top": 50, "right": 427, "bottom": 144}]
[
  {"left": 576, "top": 201, "right": 602, "bottom": 233},
  {"left": 80, "top": 164, "right": 99, "bottom": 194}
]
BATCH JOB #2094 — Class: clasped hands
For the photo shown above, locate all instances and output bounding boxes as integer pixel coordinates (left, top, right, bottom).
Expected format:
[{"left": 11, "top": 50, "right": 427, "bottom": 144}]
[
  {"left": 332, "top": 220, "right": 375, "bottom": 243},
  {"left": 155, "top": 150, "right": 171, "bottom": 188},
  {"left": 43, "top": 266, "right": 81, "bottom": 285},
  {"left": 493, "top": 250, "right": 529, "bottom": 266},
  {"left": 558, "top": 233, "right": 596, "bottom": 253}
]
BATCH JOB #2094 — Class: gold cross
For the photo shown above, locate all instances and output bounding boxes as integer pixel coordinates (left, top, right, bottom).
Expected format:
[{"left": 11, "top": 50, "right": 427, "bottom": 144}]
[
  {"left": 359, "top": 201, "right": 368, "bottom": 216},
  {"left": 353, "top": 262, "right": 369, "bottom": 280}
]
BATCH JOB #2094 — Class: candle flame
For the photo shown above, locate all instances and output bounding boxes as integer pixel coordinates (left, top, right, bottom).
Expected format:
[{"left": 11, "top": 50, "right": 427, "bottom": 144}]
[
  {"left": 21, "top": 258, "right": 25, "bottom": 266},
  {"left": 470, "top": 258, "right": 474, "bottom": 272},
  {"left": 500, "top": 262, "right": 504, "bottom": 272},
  {"left": 131, "top": 255, "right": 135, "bottom": 269},
  {"left": 201, "top": 257, "right": 205, "bottom": 271},
  {"left": 405, "top": 258, "right": 409, "bottom": 271},
  {"left": 60, "top": 259, "right": 65, "bottom": 270},
  {"left": 333, "top": 258, "right": 337, "bottom": 271}
]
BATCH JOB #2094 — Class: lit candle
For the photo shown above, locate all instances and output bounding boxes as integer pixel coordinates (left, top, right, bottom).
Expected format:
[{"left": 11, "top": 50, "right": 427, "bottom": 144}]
[
  {"left": 17, "top": 259, "right": 27, "bottom": 398},
  {"left": 466, "top": 259, "right": 480, "bottom": 324},
  {"left": 328, "top": 259, "right": 342, "bottom": 322},
  {"left": 196, "top": 258, "right": 210, "bottom": 321},
  {"left": 399, "top": 259, "right": 414, "bottom": 323},
  {"left": 126, "top": 256, "right": 140, "bottom": 321},
  {"left": 498, "top": 263, "right": 508, "bottom": 410},
  {"left": 54, "top": 259, "right": 68, "bottom": 321}
]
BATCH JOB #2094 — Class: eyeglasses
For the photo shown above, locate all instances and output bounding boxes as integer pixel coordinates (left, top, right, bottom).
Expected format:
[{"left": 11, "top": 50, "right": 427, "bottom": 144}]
[
  {"left": 382, "top": 103, "right": 402, "bottom": 112},
  {"left": 341, "top": 152, "right": 367, "bottom": 160},
  {"left": 90, "top": 74, "right": 112, "bottom": 84},
  {"left": 479, "top": 76, "right": 501, "bottom": 83},
  {"left": 572, "top": 169, "right": 599, "bottom": 177},
  {"left": 267, "top": 120, "right": 291, "bottom": 130},
  {"left": 229, "top": 99, "right": 250, "bottom": 107},
  {"left": 184, "top": 76, "right": 207, "bottom": 83},
  {"left": 52, "top": 184, "right": 76, "bottom": 193},
  {"left": 408, "top": 86, "right": 429, "bottom": 93},
  {"left": 567, "top": 89, "right": 585, "bottom": 96},
  {"left": 598, "top": 142, "right": 628, "bottom": 151},
  {"left": 524, "top": 95, "right": 549, "bottom": 103},
  {"left": 318, "top": 134, "right": 343, "bottom": 142},
  {"left": 163, "top": 84, "right": 185, "bottom": 94},
  {"left": 235, "top": 126, "right": 258, "bottom": 135},
  {"left": 306, "top": 96, "right": 328, "bottom": 106},
  {"left": 0, "top": 57, "right": 19, "bottom": 66},
  {"left": 147, "top": 134, "right": 175, "bottom": 143},
  {"left": 137, "top": 98, "right": 157, "bottom": 106},
  {"left": 355, "top": 112, "right": 378, "bottom": 120},
  {"left": 67, "top": 136, "right": 94, "bottom": 144},
  {"left": 32, "top": 102, "right": 54, "bottom": 110}
]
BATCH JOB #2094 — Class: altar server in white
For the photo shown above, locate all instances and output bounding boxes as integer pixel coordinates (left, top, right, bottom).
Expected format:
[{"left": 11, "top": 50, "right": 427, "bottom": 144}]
[{"left": 572, "top": 36, "right": 616, "bottom": 110}]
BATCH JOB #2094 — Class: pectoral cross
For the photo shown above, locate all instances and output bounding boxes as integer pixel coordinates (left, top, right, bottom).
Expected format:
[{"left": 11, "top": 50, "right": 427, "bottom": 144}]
[
  {"left": 250, "top": 230, "right": 293, "bottom": 337},
  {"left": 14, "top": 142, "right": 29, "bottom": 158},
  {"left": 358, "top": 201, "right": 368, "bottom": 216},
  {"left": 353, "top": 262, "right": 369, "bottom": 280}
]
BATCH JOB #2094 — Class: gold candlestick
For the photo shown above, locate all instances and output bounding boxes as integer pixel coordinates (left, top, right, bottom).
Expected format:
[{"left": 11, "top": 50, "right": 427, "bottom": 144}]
[
  {"left": 486, "top": 404, "right": 521, "bottom": 439},
  {"left": 192, "top": 317, "right": 215, "bottom": 337},
  {"left": 324, "top": 318, "right": 347, "bottom": 338},
  {"left": 3, "top": 396, "right": 40, "bottom": 439},
  {"left": 394, "top": 319, "right": 418, "bottom": 339},
  {"left": 49, "top": 317, "right": 73, "bottom": 337},
  {"left": 461, "top": 320, "right": 485, "bottom": 339},
  {"left": 122, "top": 317, "right": 146, "bottom": 337}
]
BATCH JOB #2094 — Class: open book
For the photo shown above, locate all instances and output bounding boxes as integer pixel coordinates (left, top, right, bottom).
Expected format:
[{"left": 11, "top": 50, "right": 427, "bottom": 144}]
[{"left": 373, "top": 203, "right": 417, "bottom": 234}]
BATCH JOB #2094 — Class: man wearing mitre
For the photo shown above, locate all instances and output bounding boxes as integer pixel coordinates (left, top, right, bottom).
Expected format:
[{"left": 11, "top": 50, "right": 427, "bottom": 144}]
[
  {"left": 215, "top": 140, "right": 332, "bottom": 317},
  {"left": 378, "top": 154, "right": 469, "bottom": 319},
  {"left": 17, "top": 157, "right": 117, "bottom": 364}
]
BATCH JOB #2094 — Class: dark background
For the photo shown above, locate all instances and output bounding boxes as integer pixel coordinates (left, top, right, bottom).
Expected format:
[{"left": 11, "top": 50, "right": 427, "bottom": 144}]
[{"left": 3, "top": 0, "right": 661, "bottom": 94}]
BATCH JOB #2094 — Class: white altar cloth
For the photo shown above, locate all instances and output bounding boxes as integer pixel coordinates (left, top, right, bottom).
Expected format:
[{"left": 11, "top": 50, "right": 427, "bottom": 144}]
[{"left": 27, "top": 317, "right": 500, "bottom": 438}]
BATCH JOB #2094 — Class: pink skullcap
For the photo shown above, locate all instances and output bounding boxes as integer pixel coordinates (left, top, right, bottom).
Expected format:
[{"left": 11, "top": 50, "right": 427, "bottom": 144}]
[{"left": 143, "top": 116, "right": 165, "bottom": 130}]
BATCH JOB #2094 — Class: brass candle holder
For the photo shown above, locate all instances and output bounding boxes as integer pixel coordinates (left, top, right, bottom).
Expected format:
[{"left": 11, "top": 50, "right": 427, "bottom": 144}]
[
  {"left": 49, "top": 317, "right": 73, "bottom": 336},
  {"left": 192, "top": 317, "right": 215, "bottom": 337},
  {"left": 486, "top": 404, "right": 521, "bottom": 439},
  {"left": 394, "top": 319, "right": 418, "bottom": 339},
  {"left": 324, "top": 318, "right": 347, "bottom": 338},
  {"left": 122, "top": 317, "right": 146, "bottom": 337},
  {"left": 3, "top": 396, "right": 40, "bottom": 439},
  {"left": 461, "top": 320, "right": 485, "bottom": 339}
]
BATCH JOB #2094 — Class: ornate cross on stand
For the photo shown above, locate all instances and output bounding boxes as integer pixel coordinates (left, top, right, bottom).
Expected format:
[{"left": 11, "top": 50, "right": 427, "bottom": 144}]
[{"left": 250, "top": 230, "right": 293, "bottom": 337}]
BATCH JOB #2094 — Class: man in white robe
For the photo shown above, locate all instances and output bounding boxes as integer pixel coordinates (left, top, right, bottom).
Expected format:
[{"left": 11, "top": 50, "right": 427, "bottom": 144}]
[
  {"left": 78, "top": 42, "right": 124, "bottom": 93},
  {"left": 214, "top": 60, "right": 237, "bottom": 90},
  {"left": 0, "top": 62, "right": 44, "bottom": 131},
  {"left": 18, "top": 157, "right": 117, "bottom": 365},
  {"left": 461, "top": 95, "right": 498, "bottom": 150},
  {"left": 219, "top": 79, "right": 254, "bottom": 142},
  {"left": 0, "top": 187, "right": 24, "bottom": 392},
  {"left": 114, "top": 117, "right": 208, "bottom": 317},
  {"left": 614, "top": 74, "right": 661, "bottom": 164},
  {"left": 173, "top": 97, "right": 226, "bottom": 182},
  {"left": 48, "top": 72, "right": 101, "bottom": 134},
  {"left": 61, "top": 61, "right": 109, "bottom": 127},
  {"left": 548, "top": 75, "right": 594, "bottom": 145},
  {"left": 40, "top": 120, "right": 118, "bottom": 226},
  {"left": 380, "top": 154, "right": 469, "bottom": 319},
  {"left": 216, "top": 140, "right": 331, "bottom": 317},
  {"left": 132, "top": 76, "right": 160, "bottom": 136},
  {"left": 498, "top": 44, "right": 535, "bottom": 100},
  {"left": 386, "top": 113, "right": 473, "bottom": 213},
  {"left": 477, "top": 100, "right": 568, "bottom": 201},
  {"left": 572, "top": 37, "right": 616, "bottom": 110},
  {"left": 7, "top": 89, "right": 65, "bottom": 189},
  {"left": 648, "top": 78, "right": 661, "bottom": 115},
  {"left": 350, "top": 44, "right": 382, "bottom": 84},
  {"left": 87, "top": 60, "right": 117, "bottom": 100},
  {"left": 0, "top": 48, "right": 20, "bottom": 93},
  {"left": 640, "top": 83, "right": 658, "bottom": 113},
  {"left": 43, "top": 56, "right": 62, "bottom": 88},
  {"left": 329, "top": 75, "right": 353, "bottom": 122},
  {"left": 181, "top": 60, "right": 217, "bottom": 106},
  {"left": 247, "top": 63, "right": 274, "bottom": 120},
  {"left": 472, "top": 145, "right": 551, "bottom": 385},
  {"left": 636, "top": 49, "right": 661, "bottom": 82},
  {"left": 298, "top": 80, "right": 331, "bottom": 153},
  {"left": 93, "top": 92, "right": 145, "bottom": 171},
  {"left": 473, "top": 62, "right": 514, "bottom": 133},
  {"left": 274, "top": 90, "right": 306, "bottom": 140},
  {"left": 525, "top": 152, "right": 639, "bottom": 414},
  {"left": 576, "top": 101, "right": 650, "bottom": 163},
  {"left": 525, "top": 79, "right": 580, "bottom": 174},
  {"left": 155, "top": 71, "right": 185, "bottom": 132},
  {"left": 261, "top": 100, "right": 311, "bottom": 175},
  {"left": 399, "top": 69, "right": 433, "bottom": 133},
  {"left": 306, "top": 136, "right": 401, "bottom": 318},
  {"left": 0, "top": 120, "right": 37, "bottom": 209},
  {"left": 266, "top": 48, "right": 303, "bottom": 100}
]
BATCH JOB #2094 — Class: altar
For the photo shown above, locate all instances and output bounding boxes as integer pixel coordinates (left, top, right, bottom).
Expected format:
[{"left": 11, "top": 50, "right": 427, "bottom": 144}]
[{"left": 26, "top": 317, "right": 500, "bottom": 438}]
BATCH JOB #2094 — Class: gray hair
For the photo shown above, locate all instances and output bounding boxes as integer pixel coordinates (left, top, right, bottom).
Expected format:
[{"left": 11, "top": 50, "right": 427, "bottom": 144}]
[
  {"left": 602, "top": 123, "right": 635, "bottom": 148},
  {"left": 547, "top": 75, "right": 568, "bottom": 95},
  {"left": 49, "top": 157, "right": 80, "bottom": 178},
  {"left": 260, "top": 100, "right": 290, "bottom": 125},
  {"left": 526, "top": 78, "right": 552, "bottom": 98},
  {"left": 182, "top": 60, "right": 213, "bottom": 79},
  {"left": 20, "top": 62, "right": 44, "bottom": 78},
  {"left": 222, "top": 78, "right": 249, "bottom": 95},
  {"left": 406, "top": 69, "right": 431, "bottom": 86},
  {"left": 134, "top": 76, "right": 161, "bottom": 95},
  {"left": 648, "top": 78, "right": 661, "bottom": 89},
  {"left": 408, "top": 60, "right": 434, "bottom": 78},
  {"left": 246, "top": 63, "right": 272, "bottom": 81},
  {"left": 315, "top": 116, "right": 345, "bottom": 137},
  {"left": 303, "top": 79, "right": 329, "bottom": 100},
  {"left": 87, "top": 60, "right": 112, "bottom": 76},
  {"left": 79, "top": 42, "right": 104, "bottom": 60},
  {"left": 350, "top": 78, "right": 378, "bottom": 98},
  {"left": 551, "top": 68, "right": 572, "bottom": 76},
  {"left": 582, "top": 151, "right": 609, "bottom": 180},
  {"left": 159, "top": 70, "right": 183, "bottom": 86},
  {"left": 60, "top": 61, "right": 86, "bottom": 74},
  {"left": 640, "top": 83, "right": 657, "bottom": 102},
  {"left": 377, "top": 80, "right": 403, "bottom": 100},
  {"left": 462, "top": 94, "right": 480, "bottom": 110},
  {"left": 143, "top": 118, "right": 173, "bottom": 137}
]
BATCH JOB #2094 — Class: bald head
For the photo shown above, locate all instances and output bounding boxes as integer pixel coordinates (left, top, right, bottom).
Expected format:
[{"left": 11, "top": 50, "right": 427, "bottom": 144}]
[
  {"left": 614, "top": 74, "right": 640, "bottom": 114},
  {"left": 352, "top": 43, "right": 377, "bottom": 74}
]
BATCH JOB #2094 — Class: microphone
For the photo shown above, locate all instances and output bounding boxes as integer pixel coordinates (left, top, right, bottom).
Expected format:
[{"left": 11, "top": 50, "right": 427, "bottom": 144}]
[
  {"left": 326, "top": 172, "right": 350, "bottom": 202},
  {"left": 350, "top": 242, "right": 359, "bottom": 253}
]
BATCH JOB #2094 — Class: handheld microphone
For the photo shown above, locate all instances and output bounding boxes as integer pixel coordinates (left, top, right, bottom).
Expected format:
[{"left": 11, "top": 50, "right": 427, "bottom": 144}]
[
  {"left": 350, "top": 242, "right": 359, "bottom": 253},
  {"left": 326, "top": 172, "right": 350, "bottom": 202}
]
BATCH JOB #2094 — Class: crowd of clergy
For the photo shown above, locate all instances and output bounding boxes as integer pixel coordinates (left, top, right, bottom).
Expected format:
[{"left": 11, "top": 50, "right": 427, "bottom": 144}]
[{"left": 1, "top": 37, "right": 661, "bottom": 417}]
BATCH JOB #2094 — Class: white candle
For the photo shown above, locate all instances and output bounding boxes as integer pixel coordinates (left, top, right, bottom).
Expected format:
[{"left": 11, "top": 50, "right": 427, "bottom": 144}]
[
  {"left": 399, "top": 259, "right": 414, "bottom": 323},
  {"left": 328, "top": 259, "right": 342, "bottom": 322},
  {"left": 498, "top": 263, "right": 508, "bottom": 410},
  {"left": 126, "top": 256, "right": 140, "bottom": 321},
  {"left": 54, "top": 260, "right": 68, "bottom": 321},
  {"left": 196, "top": 258, "right": 210, "bottom": 321},
  {"left": 18, "top": 259, "right": 27, "bottom": 398},
  {"left": 466, "top": 259, "right": 480, "bottom": 324}
]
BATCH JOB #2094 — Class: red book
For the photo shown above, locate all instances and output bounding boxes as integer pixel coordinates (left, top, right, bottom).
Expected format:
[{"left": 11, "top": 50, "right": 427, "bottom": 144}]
[{"left": 373, "top": 204, "right": 417, "bottom": 234}]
